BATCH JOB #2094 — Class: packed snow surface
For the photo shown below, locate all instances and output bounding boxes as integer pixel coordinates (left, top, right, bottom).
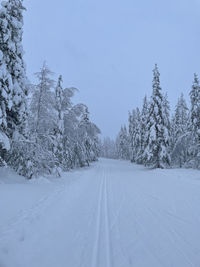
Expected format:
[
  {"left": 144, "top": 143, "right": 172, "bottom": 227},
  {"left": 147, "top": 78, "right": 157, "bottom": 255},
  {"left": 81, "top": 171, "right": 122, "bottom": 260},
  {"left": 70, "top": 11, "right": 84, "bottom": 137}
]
[{"left": 0, "top": 159, "right": 200, "bottom": 267}]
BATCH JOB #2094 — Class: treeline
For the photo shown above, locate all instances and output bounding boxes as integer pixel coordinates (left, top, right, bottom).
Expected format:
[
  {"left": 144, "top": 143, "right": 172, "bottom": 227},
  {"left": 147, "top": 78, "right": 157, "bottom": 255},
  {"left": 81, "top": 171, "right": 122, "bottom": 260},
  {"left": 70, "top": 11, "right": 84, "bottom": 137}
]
[
  {"left": 0, "top": 0, "right": 100, "bottom": 178},
  {"left": 101, "top": 64, "right": 200, "bottom": 169}
]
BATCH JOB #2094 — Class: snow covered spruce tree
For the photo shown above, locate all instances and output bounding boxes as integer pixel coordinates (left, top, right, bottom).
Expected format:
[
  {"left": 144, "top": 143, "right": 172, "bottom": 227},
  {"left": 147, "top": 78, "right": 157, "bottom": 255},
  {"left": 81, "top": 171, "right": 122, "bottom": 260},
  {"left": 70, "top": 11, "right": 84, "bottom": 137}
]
[
  {"left": 143, "top": 64, "right": 170, "bottom": 168},
  {"left": 54, "top": 75, "right": 65, "bottom": 169},
  {"left": 137, "top": 96, "right": 149, "bottom": 164},
  {"left": 128, "top": 110, "right": 135, "bottom": 162},
  {"left": 0, "top": 1, "right": 11, "bottom": 165},
  {"left": 28, "top": 63, "right": 57, "bottom": 177},
  {"left": 116, "top": 125, "right": 130, "bottom": 160},
  {"left": 163, "top": 93, "right": 171, "bottom": 136},
  {"left": 171, "top": 93, "right": 190, "bottom": 167},
  {"left": 63, "top": 103, "right": 100, "bottom": 168},
  {"left": 100, "top": 137, "right": 117, "bottom": 159},
  {"left": 62, "top": 103, "right": 84, "bottom": 168},
  {"left": 128, "top": 108, "right": 141, "bottom": 163},
  {"left": 0, "top": 49, "right": 10, "bottom": 166},
  {"left": 77, "top": 106, "right": 100, "bottom": 165},
  {"left": 189, "top": 73, "right": 200, "bottom": 168},
  {"left": 54, "top": 75, "right": 78, "bottom": 171},
  {"left": 0, "top": 0, "right": 29, "bottom": 172}
]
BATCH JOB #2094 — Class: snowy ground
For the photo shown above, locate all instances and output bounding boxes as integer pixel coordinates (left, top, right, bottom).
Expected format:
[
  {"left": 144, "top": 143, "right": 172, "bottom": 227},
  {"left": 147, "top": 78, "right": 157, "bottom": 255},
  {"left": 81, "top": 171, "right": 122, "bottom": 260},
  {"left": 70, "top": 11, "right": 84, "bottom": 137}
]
[{"left": 0, "top": 159, "right": 200, "bottom": 267}]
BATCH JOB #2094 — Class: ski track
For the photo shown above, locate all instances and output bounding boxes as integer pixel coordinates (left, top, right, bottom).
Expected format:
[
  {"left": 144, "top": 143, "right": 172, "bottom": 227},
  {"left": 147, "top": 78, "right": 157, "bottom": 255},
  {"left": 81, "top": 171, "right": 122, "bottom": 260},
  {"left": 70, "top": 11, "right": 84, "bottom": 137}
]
[
  {"left": 91, "top": 169, "right": 112, "bottom": 267},
  {"left": 104, "top": 169, "right": 112, "bottom": 267},
  {"left": 91, "top": 172, "right": 104, "bottom": 267},
  {"left": 1, "top": 158, "right": 200, "bottom": 267}
]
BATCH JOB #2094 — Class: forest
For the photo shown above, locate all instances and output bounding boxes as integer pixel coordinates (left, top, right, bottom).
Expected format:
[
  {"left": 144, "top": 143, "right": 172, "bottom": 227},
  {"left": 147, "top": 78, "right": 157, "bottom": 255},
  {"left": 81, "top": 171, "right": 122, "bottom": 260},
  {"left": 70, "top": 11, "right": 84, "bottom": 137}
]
[
  {"left": 0, "top": 0, "right": 101, "bottom": 178},
  {"left": 0, "top": 1, "right": 200, "bottom": 267},
  {"left": 101, "top": 65, "right": 200, "bottom": 169},
  {"left": 1, "top": 0, "right": 200, "bottom": 181}
]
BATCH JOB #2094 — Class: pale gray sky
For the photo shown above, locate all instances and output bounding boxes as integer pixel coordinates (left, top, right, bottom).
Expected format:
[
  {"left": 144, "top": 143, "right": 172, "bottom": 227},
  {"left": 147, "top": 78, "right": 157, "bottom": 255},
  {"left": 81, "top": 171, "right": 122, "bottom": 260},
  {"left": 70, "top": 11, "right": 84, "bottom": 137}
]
[{"left": 23, "top": 0, "right": 200, "bottom": 138}]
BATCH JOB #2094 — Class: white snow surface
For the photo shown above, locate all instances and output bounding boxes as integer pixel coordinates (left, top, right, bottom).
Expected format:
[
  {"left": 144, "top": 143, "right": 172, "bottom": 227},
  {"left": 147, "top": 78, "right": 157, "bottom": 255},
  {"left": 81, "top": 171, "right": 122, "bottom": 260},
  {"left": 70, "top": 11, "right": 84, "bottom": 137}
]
[
  {"left": 0, "top": 131, "right": 10, "bottom": 150},
  {"left": 0, "top": 158, "right": 200, "bottom": 267}
]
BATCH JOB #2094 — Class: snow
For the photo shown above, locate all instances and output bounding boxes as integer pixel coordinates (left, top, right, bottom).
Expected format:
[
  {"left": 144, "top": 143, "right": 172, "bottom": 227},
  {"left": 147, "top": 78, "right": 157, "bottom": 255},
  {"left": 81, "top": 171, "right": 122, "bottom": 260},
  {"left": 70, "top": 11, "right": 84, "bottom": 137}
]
[
  {"left": 1, "top": 1, "right": 7, "bottom": 8},
  {"left": 0, "top": 159, "right": 200, "bottom": 267},
  {"left": 0, "top": 131, "right": 10, "bottom": 150},
  {"left": 0, "top": 50, "right": 3, "bottom": 61}
]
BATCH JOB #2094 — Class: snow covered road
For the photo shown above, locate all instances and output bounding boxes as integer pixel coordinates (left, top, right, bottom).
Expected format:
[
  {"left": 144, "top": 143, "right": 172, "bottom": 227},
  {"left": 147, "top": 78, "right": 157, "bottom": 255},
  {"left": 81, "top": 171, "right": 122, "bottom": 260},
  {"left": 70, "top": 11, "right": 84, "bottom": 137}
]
[{"left": 1, "top": 159, "right": 200, "bottom": 267}]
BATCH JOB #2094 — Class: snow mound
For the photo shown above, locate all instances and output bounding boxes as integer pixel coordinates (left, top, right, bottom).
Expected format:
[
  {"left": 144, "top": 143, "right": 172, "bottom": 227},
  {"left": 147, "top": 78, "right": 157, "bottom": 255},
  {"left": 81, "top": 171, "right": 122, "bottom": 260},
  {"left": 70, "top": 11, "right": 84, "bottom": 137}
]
[
  {"left": 28, "top": 177, "right": 51, "bottom": 185},
  {"left": 0, "top": 167, "right": 25, "bottom": 184},
  {"left": 0, "top": 131, "right": 10, "bottom": 150}
]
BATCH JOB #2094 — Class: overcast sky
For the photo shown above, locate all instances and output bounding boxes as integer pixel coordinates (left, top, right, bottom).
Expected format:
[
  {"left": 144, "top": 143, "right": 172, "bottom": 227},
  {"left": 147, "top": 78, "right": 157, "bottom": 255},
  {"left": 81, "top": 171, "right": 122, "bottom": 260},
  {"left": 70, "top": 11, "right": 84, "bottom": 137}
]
[{"left": 23, "top": 0, "right": 200, "bottom": 138}]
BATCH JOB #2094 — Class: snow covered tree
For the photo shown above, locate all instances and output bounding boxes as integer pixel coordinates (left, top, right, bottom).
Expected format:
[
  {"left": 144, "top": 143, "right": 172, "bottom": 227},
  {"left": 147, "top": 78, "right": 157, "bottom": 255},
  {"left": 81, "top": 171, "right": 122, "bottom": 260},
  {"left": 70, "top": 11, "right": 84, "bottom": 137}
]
[
  {"left": 163, "top": 93, "right": 171, "bottom": 135},
  {"left": 171, "top": 93, "right": 190, "bottom": 167},
  {"left": 63, "top": 103, "right": 100, "bottom": 169},
  {"left": 0, "top": 0, "right": 29, "bottom": 173},
  {"left": 128, "top": 108, "right": 141, "bottom": 163},
  {"left": 0, "top": 2, "right": 14, "bottom": 151},
  {"left": 116, "top": 125, "right": 130, "bottom": 160},
  {"left": 53, "top": 75, "right": 77, "bottom": 170},
  {"left": 0, "top": 0, "right": 28, "bottom": 137},
  {"left": 27, "top": 63, "right": 57, "bottom": 177},
  {"left": 143, "top": 64, "right": 170, "bottom": 168},
  {"left": 128, "top": 110, "right": 135, "bottom": 162},
  {"left": 100, "top": 137, "right": 117, "bottom": 159},
  {"left": 137, "top": 96, "right": 149, "bottom": 164},
  {"left": 0, "top": 48, "right": 10, "bottom": 165},
  {"left": 134, "top": 108, "right": 142, "bottom": 163},
  {"left": 78, "top": 106, "right": 100, "bottom": 165},
  {"left": 54, "top": 75, "right": 65, "bottom": 169},
  {"left": 0, "top": 129, "right": 10, "bottom": 166},
  {"left": 63, "top": 103, "right": 84, "bottom": 168},
  {"left": 189, "top": 73, "right": 200, "bottom": 168}
]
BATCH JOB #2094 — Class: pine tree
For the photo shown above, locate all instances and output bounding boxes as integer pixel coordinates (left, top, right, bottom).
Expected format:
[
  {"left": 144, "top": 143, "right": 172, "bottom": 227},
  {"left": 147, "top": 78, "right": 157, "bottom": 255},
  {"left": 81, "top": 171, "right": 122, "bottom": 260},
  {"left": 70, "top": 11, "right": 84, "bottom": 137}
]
[
  {"left": 137, "top": 96, "right": 149, "bottom": 164},
  {"left": 0, "top": 0, "right": 29, "bottom": 173},
  {"left": 63, "top": 102, "right": 100, "bottom": 169},
  {"left": 0, "top": 48, "right": 10, "bottom": 165},
  {"left": 134, "top": 108, "right": 141, "bottom": 163},
  {"left": 28, "top": 63, "right": 57, "bottom": 176},
  {"left": 171, "top": 93, "right": 189, "bottom": 167},
  {"left": 1, "top": 0, "right": 28, "bottom": 137},
  {"left": 54, "top": 82, "right": 78, "bottom": 170},
  {"left": 54, "top": 75, "right": 65, "bottom": 170},
  {"left": 78, "top": 106, "right": 100, "bottom": 165},
  {"left": 189, "top": 73, "right": 200, "bottom": 167},
  {"left": 63, "top": 103, "right": 83, "bottom": 169},
  {"left": 128, "top": 110, "right": 135, "bottom": 162},
  {"left": 100, "top": 137, "right": 117, "bottom": 159},
  {"left": 116, "top": 126, "right": 130, "bottom": 160},
  {"left": 79, "top": 106, "right": 91, "bottom": 166},
  {"left": 0, "top": 2, "right": 14, "bottom": 145},
  {"left": 128, "top": 108, "right": 142, "bottom": 163},
  {"left": 144, "top": 64, "right": 170, "bottom": 168},
  {"left": 163, "top": 93, "right": 171, "bottom": 133}
]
